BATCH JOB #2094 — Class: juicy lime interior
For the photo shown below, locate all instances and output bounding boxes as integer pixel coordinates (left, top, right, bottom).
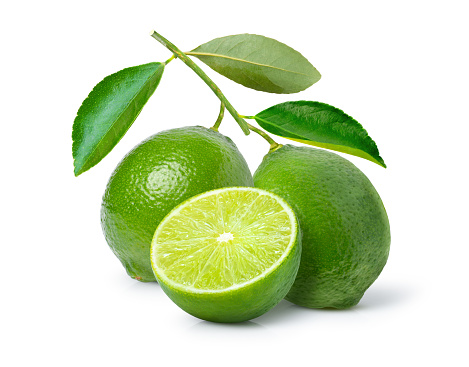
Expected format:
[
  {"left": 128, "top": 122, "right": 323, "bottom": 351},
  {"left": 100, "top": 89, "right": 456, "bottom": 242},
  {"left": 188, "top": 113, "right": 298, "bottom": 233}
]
[{"left": 151, "top": 187, "right": 296, "bottom": 292}]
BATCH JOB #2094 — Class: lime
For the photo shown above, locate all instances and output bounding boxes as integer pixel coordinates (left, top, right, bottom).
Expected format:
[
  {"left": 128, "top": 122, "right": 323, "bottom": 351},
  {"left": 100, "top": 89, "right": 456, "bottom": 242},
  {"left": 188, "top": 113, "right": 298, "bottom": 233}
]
[
  {"left": 150, "top": 187, "right": 301, "bottom": 323},
  {"left": 254, "top": 145, "right": 390, "bottom": 309},
  {"left": 101, "top": 126, "right": 253, "bottom": 282}
]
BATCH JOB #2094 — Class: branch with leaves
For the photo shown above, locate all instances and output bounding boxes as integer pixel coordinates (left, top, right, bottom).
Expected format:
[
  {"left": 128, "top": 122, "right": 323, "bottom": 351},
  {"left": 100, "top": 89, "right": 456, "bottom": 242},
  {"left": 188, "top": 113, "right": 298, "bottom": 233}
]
[{"left": 72, "top": 30, "right": 385, "bottom": 176}]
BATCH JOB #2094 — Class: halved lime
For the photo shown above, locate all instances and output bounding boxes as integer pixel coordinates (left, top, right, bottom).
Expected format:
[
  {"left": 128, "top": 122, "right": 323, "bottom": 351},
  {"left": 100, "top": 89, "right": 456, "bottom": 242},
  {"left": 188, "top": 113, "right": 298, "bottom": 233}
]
[{"left": 150, "top": 187, "right": 301, "bottom": 323}]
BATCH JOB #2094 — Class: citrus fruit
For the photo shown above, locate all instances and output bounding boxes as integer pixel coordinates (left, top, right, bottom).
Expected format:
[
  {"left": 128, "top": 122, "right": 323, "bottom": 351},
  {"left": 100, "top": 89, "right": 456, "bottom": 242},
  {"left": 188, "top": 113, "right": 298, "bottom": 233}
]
[
  {"left": 253, "top": 145, "right": 390, "bottom": 309},
  {"left": 101, "top": 126, "right": 253, "bottom": 282},
  {"left": 150, "top": 187, "right": 301, "bottom": 323}
]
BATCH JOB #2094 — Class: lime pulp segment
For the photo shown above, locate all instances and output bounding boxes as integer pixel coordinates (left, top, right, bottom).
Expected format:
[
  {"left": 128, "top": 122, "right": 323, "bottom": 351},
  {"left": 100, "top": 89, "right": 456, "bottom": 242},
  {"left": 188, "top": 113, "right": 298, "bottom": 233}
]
[{"left": 151, "top": 187, "right": 297, "bottom": 293}]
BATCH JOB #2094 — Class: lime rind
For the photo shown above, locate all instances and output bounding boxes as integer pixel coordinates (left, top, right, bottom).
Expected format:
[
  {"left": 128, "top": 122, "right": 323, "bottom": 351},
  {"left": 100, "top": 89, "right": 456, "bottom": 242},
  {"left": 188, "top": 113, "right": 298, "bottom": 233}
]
[
  {"left": 150, "top": 187, "right": 299, "bottom": 295},
  {"left": 254, "top": 144, "right": 390, "bottom": 309}
]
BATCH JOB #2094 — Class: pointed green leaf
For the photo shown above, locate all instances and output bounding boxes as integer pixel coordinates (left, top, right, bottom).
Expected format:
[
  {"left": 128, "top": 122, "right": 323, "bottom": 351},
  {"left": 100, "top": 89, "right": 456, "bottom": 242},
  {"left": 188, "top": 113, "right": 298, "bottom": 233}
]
[
  {"left": 189, "top": 34, "right": 320, "bottom": 94},
  {"left": 254, "top": 101, "right": 386, "bottom": 167},
  {"left": 72, "top": 62, "right": 164, "bottom": 176}
]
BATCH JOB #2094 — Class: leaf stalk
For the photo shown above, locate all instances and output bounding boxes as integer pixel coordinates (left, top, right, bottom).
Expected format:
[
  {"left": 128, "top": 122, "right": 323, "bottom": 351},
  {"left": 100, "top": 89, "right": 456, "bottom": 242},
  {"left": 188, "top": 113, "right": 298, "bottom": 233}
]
[
  {"left": 245, "top": 121, "right": 282, "bottom": 153},
  {"left": 211, "top": 103, "right": 225, "bottom": 131},
  {"left": 164, "top": 54, "right": 176, "bottom": 65}
]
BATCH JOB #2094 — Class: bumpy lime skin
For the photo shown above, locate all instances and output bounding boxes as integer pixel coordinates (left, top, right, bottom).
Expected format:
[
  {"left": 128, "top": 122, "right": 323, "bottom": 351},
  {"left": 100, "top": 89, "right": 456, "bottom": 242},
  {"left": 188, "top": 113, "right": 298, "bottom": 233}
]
[
  {"left": 156, "top": 227, "right": 301, "bottom": 323},
  {"left": 101, "top": 126, "right": 254, "bottom": 282},
  {"left": 254, "top": 145, "right": 390, "bottom": 309}
]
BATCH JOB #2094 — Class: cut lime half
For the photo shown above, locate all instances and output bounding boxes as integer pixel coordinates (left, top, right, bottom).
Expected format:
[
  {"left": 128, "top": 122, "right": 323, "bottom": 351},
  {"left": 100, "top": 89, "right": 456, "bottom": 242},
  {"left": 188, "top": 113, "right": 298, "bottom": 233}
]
[{"left": 150, "top": 187, "right": 301, "bottom": 323}]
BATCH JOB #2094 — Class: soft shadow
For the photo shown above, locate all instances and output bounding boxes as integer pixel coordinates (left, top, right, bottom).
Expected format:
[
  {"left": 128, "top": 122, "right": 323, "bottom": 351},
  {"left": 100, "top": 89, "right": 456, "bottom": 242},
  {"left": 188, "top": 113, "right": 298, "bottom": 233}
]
[
  {"left": 256, "top": 283, "right": 414, "bottom": 323},
  {"left": 128, "top": 280, "right": 160, "bottom": 289},
  {"left": 124, "top": 279, "right": 162, "bottom": 296},
  {"left": 356, "top": 283, "right": 415, "bottom": 310},
  {"left": 189, "top": 319, "right": 266, "bottom": 331},
  {"left": 253, "top": 299, "right": 305, "bottom": 325},
  {"left": 189, "top": 300, "right": 311, "bottom": 329}
]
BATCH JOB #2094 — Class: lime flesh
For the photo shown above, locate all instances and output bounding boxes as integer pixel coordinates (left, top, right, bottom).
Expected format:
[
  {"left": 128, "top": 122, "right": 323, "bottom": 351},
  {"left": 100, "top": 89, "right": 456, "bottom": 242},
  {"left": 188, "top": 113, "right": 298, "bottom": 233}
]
[{"left": 151, "top": 187, "right": 301, "bottom": 323}]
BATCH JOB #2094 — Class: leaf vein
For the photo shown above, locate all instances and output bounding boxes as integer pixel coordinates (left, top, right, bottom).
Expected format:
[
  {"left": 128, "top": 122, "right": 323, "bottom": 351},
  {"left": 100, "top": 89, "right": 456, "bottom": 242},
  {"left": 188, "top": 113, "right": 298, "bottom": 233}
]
[{"left": 187, "top": 52, "right": 312, "bottom": 77}]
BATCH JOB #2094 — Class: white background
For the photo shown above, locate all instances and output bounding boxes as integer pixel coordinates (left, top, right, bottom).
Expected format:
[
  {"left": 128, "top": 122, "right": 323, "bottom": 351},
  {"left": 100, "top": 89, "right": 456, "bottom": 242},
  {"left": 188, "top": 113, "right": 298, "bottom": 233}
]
[{"left": 2, "top": 1, "right": 468, "bottom": 365}]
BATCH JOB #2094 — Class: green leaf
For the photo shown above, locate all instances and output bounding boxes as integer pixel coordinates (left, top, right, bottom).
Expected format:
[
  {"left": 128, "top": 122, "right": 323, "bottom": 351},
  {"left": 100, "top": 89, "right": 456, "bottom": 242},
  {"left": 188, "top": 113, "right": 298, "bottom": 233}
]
[
  {"left": 72, "top": 62, "right": 164, "bottom": 176},
  {"left": 253, "top": 101, "right": 386, "bottom": 167},
  {"left": 189, "top": 34, "right": 320, "bottom": 94}
]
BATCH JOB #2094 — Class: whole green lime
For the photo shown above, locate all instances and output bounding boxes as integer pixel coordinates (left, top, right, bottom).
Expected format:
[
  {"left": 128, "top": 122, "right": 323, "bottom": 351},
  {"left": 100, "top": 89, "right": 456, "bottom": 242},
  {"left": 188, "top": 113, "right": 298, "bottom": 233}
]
[
  {"left": 101, "top": 126, "right": 254, "bottom": 282},
  {"left": 254, "top": 145, "right": 390, "bottom": 309}
]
